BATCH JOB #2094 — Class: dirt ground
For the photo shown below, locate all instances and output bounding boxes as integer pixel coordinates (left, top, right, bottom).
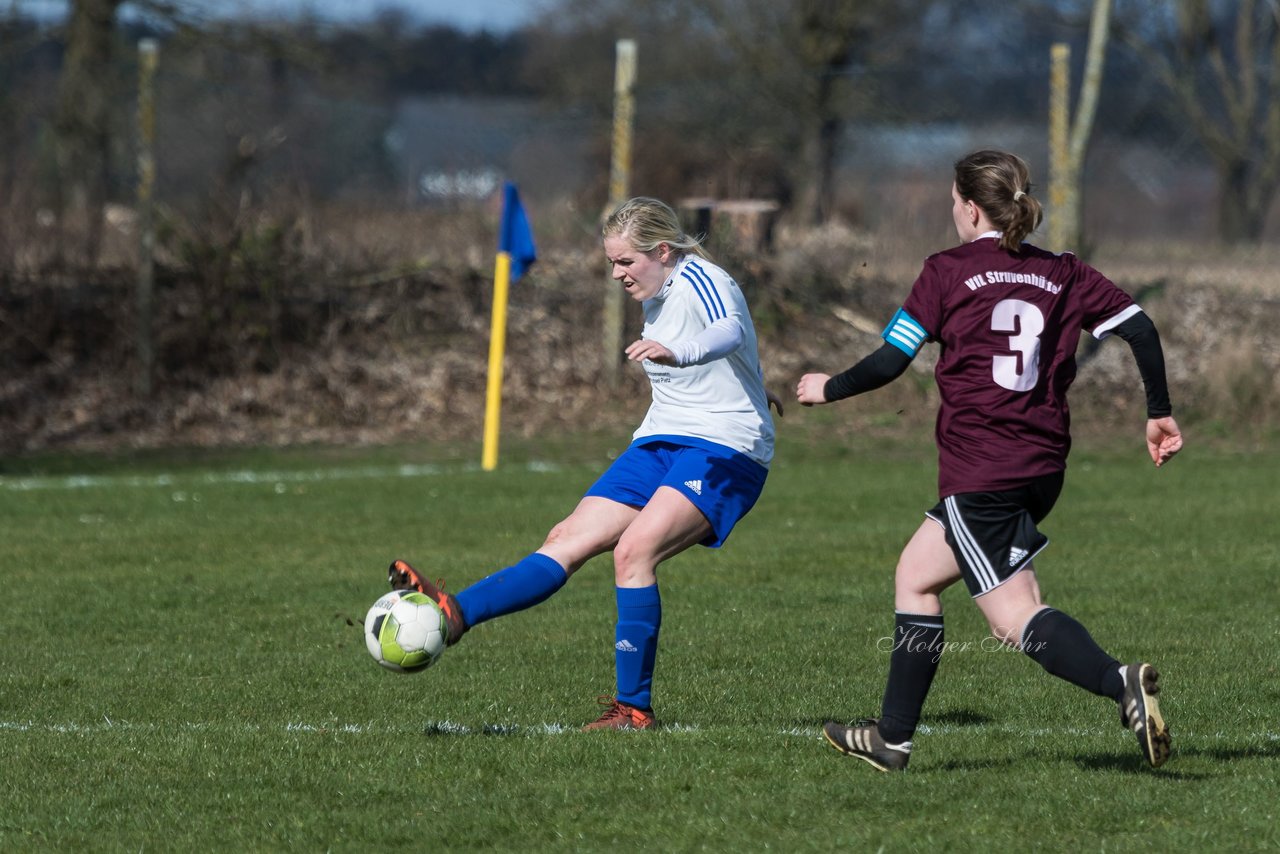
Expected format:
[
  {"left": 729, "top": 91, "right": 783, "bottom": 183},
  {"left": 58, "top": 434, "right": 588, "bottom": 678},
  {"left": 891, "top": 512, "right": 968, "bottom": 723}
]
[{"left": 2, "top": 237, "right": 1277, "bottom": 457}]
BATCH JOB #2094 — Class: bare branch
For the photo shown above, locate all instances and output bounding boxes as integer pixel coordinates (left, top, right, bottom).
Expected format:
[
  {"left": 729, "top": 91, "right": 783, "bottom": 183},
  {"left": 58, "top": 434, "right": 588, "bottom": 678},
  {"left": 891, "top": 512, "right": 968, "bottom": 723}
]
[{"left": 1068, "top": 0, "right": 1111, "bottom": 171}]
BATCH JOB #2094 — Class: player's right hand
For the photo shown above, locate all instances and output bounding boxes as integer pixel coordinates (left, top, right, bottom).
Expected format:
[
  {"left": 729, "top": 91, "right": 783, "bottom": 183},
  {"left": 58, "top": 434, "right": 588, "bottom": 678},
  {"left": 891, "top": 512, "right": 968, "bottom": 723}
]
[{"left": 626, "top": 338, "right": 676, "bottom": 366}]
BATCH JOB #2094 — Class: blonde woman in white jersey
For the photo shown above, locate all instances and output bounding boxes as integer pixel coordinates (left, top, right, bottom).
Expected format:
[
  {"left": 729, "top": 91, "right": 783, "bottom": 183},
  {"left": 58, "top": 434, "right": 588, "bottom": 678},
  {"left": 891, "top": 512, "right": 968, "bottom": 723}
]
[{"left": 388, "top": 197, "right": 780, "bottom": 730}]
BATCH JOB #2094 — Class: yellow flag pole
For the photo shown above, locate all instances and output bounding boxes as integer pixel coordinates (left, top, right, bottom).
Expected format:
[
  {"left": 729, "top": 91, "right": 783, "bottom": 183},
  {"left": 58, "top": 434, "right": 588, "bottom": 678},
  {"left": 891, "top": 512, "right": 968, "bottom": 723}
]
[{"left": 482, "top": 251, "right": 512, "bottom": 471}]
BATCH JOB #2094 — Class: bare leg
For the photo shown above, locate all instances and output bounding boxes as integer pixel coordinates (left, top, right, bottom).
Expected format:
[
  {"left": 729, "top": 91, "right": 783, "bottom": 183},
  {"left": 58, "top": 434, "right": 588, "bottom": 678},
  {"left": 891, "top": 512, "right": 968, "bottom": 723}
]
[
  {"left": 895, "top": 519, "right": 962, "bottom": 614},
  {"left": 878, "top": 520, "right": 962, "bottom": 744},
  {"left": 611, "top": 486, "right": 712, "bottom": 587}
]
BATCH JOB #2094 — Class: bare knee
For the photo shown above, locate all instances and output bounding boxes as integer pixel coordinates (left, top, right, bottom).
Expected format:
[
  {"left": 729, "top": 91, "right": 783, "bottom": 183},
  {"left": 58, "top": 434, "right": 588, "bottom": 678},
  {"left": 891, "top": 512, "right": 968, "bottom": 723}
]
[
  {"left": 984, "top": 617, "right": 1021, "bottom": 646},
  {"left": 540, "top": 517, "right": 607, "bottom": 575},
  {"left": 975, "top": 569, "right": 1046, "bottom": 645},
  {"left": 893, "top": 559, "right": 946, "bottom": 615},
  {"left": 983, "top": 603, "right": 1047, "bottom": 646},
  {"left": 541, "top": 518, "right": 574, "bottom": 551},
  {"left": 892, "top": 523, "right": 959, "bottom": 615},
  {"left": 612, "top": 534, "right": 657, "bottom": 588}
]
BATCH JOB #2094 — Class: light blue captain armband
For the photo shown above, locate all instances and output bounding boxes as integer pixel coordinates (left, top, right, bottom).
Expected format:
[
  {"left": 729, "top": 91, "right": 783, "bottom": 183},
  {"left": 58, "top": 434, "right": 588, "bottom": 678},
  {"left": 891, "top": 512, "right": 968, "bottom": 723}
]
[{"left": 882, "top": 307, "right": 928, "bottom": 357}]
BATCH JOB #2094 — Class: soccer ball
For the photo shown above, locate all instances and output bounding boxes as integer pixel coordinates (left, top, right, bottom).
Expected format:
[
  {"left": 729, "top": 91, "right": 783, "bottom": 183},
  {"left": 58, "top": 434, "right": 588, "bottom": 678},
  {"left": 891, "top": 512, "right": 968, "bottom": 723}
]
[{"left": 364, "top": 590, "right": 447, "bottom": 672}]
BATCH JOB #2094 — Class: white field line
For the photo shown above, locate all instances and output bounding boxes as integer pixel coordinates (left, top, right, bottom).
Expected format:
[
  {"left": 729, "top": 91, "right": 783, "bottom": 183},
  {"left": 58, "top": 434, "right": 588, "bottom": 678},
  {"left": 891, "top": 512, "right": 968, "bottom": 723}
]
[
  {"left": 1, "top": 717, "right": 1276, "bottom": 742},
  {"left": 0, "top": 461, "right": 564, "bottom": 493},
  {"left": 0, "top": 718, "right": 685, "bottom": 737}
]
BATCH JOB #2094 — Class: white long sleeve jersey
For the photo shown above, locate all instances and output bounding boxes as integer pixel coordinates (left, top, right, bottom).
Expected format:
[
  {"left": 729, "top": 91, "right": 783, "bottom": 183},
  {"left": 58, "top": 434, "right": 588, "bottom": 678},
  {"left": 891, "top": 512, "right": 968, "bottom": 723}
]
[{"left": 633, "top": 255, "right": 775, "bottom": 467}]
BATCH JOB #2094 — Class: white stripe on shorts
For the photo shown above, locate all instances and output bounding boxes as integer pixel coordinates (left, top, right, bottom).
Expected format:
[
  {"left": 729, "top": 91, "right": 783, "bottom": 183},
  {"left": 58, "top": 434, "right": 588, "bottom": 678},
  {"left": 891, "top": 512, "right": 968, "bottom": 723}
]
[{"left": 944, "top": 495, "right": 999, "bottom": 592}]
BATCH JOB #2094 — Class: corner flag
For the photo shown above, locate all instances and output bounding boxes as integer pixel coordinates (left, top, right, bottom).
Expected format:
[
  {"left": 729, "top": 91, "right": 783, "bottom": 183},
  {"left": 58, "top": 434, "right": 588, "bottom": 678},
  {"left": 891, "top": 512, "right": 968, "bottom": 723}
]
[
  {"left": 499, "top": 182, "right": 537, "bottom": 280},
  {"left": 483, "top": 183, "right": 536, "bottom": 471}
]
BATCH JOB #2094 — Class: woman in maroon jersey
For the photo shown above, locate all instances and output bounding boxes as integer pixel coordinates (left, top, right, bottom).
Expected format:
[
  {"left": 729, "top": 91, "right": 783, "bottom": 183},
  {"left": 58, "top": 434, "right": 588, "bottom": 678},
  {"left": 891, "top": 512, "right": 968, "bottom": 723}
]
[{"left": 796, "top": 149, "right": 1183, "bottom": 771}]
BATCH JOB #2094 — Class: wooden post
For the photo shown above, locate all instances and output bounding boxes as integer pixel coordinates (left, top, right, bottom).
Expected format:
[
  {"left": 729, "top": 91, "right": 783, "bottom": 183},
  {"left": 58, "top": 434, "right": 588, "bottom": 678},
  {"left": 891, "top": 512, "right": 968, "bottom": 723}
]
[
  {"left": 1048, "top": 42, "right": 1070, "bottom": 253},
  {"left": 603, "top": 39, "right": 636, "bottom": 388},
  {"left": 135, "top": 37, "right": 158, "bottom": 398}
]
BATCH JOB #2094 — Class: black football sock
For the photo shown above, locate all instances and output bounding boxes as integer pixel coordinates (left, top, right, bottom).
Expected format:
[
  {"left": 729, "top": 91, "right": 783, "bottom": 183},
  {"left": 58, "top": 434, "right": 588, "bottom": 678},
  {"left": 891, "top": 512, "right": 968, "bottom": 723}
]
[
  {"left": 878, "top": 612, "right": 945, "bottom": 744},
  {"left": 1020, "top": 608, "right": 1124, "bottom": 701}
]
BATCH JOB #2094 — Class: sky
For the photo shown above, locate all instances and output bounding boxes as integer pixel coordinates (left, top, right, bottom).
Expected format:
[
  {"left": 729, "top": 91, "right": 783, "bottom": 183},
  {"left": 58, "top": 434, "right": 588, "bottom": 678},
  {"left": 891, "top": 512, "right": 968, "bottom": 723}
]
[{"left": 17, "top": 0, "right": 546, "bottom": 32}]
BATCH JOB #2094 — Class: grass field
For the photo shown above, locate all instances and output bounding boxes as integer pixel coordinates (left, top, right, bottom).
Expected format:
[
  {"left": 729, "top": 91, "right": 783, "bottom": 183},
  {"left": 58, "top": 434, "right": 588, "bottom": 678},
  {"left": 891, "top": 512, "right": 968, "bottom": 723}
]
[{"left": 2, "top": 431, "right": 1277, "bottom": 851}]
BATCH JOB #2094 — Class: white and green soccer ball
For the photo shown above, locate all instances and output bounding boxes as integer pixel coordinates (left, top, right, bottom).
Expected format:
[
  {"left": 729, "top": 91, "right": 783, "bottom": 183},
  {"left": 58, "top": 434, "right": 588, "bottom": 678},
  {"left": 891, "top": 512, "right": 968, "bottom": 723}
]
[{"left": 363, "top": 590, "right": 447, "bottom": 672}]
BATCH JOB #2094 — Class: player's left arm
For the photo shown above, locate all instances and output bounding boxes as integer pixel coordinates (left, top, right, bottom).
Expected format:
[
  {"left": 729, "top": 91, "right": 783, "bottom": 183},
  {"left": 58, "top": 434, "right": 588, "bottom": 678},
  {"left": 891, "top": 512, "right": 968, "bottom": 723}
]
[
  {"left": 798, "top": 306, "right": 923, "bottom": 405},
  {"left": 797, "top": 342, "right": 913, "bottom": 405},
  {"left": 1110, "top": 311, "right": 1184, "bottom": 467}
]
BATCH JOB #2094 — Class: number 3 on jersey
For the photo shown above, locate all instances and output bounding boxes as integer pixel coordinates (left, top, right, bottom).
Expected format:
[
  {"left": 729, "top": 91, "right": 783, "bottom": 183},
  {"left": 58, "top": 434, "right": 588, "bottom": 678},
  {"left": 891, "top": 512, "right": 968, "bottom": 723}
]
[{"left": 991, "top": 298, "right": 1043, "bottom": 392}]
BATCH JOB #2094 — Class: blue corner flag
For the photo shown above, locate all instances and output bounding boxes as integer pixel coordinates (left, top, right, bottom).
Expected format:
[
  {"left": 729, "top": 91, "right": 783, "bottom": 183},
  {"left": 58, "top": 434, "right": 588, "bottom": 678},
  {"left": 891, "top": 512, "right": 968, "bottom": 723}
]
[{"left": 499, "top": 182, "right": 537, "bottom": 281}]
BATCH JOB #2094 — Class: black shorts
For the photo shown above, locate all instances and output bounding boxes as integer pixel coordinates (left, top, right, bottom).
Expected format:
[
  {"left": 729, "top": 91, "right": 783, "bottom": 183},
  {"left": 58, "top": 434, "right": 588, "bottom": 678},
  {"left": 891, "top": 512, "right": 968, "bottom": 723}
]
[{"left": 925, "top": 472, "right": 1065, "bottom": 598}]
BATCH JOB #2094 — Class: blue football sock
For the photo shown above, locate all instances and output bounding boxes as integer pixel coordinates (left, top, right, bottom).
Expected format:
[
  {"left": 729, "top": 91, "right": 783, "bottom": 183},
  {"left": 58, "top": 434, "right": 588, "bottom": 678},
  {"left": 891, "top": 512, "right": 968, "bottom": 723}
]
[
  {"left": 454, "top": 552, "right": 567, "bottom": 627},
  {"left": 614, "top": 584, "right": 661, "bottom": 710}
]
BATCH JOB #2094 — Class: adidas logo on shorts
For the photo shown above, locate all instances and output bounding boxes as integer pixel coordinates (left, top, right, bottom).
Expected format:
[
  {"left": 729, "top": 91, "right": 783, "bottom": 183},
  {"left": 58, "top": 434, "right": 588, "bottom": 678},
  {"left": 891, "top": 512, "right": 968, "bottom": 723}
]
[
  {"left": 684, "top": 479, "right": 703, "bottom": 495},
  {"left": 1009, "top": 546, "right": 1028, "bottom": 567}
]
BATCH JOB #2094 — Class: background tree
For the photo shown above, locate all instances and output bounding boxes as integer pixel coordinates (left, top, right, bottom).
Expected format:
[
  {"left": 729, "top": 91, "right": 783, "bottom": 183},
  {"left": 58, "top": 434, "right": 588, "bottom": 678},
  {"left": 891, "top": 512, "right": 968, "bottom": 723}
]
[
  {"left": 778, "top": 0, "right": 922, "bottom": 224},
  {"left": 1116, "top": 0, "right": 1280, "bottom": 244},
  {"left": 52, "top": 0, "right": 124, "bottom": 265},
  {"left": 796, "top": 0, "right": 866, "bottom": 224},
  {"left": 1049, "top": 0, "right": 1113, "bottom": 255},
  {"left": 523, "top": 0, "right": 785, "bottom": 206},
  {"left": 527, "top": 0, "right": 927, "bottom": 223}
]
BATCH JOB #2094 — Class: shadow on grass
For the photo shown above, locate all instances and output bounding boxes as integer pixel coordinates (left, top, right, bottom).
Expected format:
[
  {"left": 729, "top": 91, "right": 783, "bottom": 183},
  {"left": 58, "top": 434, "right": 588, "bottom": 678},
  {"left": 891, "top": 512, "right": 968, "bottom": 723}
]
[
  {"left": 808, "top": 709, "right": 997, "bottom": 729},
  {"left": 926, "top": 709, "right": 998, "bottom": 727},
  {"left": 1074, "top": 737, "right": 1280, "bottom": 777},
  {"left": 1072, "top": 751, "right": 1210, "bottom": 778},
  {"left": 925, "top": 755, "right": 1020, "bottom": 772},
  {"left": 1180, "top": 741, "right": 1280, "bottom": 761}
]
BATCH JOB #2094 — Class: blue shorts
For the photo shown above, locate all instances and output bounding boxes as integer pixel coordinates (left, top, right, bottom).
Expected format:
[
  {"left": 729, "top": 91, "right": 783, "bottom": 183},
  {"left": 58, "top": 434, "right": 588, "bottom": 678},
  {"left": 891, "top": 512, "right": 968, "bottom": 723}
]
[{"left": 584, "top": 437, "right": 769, "bottom": 548}]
